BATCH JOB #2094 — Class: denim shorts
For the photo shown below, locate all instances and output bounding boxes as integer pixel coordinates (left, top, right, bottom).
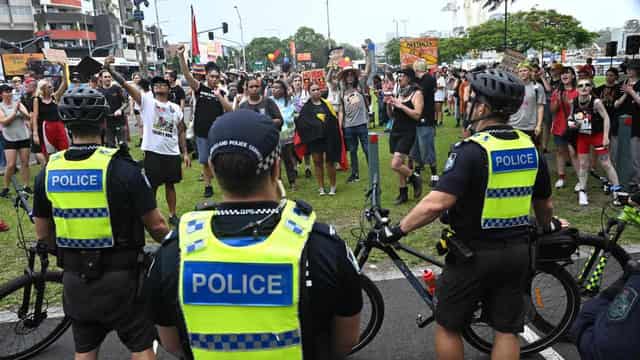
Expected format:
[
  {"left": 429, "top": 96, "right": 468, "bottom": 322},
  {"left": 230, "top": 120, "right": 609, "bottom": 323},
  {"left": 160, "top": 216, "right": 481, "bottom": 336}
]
[
  {"left": 196, "top": 136, "right": 211, "bottom": 165},
  {"left": 410, "top": 126, "right": 437, "bottom": 165}
]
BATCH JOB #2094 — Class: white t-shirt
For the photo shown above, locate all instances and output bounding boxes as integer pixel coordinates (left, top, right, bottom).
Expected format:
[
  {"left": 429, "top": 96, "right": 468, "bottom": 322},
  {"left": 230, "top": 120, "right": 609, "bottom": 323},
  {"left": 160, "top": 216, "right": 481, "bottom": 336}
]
[{"left": 140, "top": 94, "right": 183, "bottom": 156}]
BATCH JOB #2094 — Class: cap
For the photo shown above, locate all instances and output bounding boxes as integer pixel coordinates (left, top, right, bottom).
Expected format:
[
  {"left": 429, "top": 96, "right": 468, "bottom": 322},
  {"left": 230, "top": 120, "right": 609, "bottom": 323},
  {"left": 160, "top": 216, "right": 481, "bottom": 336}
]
[
  {"left": 208, "top": 110, "right": 280, "bottom": 175},
  {"left": 0, "top": 84, "right": 13, "bottom": 93}
]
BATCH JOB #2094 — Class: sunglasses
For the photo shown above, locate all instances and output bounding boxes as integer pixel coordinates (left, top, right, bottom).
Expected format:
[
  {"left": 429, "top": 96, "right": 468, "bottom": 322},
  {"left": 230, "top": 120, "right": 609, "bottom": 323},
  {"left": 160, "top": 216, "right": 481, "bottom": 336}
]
[{"left": 577, "top": 83, "right": 592, "bottom": 89}]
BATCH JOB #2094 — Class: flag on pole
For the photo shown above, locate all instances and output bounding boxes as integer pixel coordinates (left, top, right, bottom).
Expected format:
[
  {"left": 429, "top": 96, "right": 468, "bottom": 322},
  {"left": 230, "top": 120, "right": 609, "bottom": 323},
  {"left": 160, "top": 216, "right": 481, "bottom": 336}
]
[{"left": 191, "top": 5, "right": 200, "bottom": 64}]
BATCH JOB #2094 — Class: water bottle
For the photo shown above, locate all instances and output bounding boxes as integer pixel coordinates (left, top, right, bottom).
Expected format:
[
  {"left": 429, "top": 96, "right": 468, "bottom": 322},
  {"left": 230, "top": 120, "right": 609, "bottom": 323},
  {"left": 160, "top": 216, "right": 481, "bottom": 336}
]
[{"left": 422, "top": 269, "right": 437, "bottom": 296}]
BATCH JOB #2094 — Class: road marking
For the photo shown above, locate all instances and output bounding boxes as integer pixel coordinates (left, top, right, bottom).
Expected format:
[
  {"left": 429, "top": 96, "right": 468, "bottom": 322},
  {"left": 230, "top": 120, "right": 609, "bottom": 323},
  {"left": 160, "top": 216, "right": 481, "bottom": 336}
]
[
  {"left": 520, "top": 326, "right": 566, "bottom": 360},
  {"left": 0, "top": 306, "right": 65, "bottom": 323}
]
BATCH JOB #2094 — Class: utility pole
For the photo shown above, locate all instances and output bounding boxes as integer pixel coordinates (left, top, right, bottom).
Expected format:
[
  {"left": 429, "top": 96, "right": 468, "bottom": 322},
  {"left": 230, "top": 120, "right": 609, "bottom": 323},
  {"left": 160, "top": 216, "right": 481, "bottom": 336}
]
[
  {"left": 503, "top": 0, "right": 508, "bottom": 51},
  {"left": 234, "top": 5, "right": 246, "bottom": 71},
  {"left": 153, "top": 0, "right": 162, "bottom": 72},
  {"left": 393, "top": 19, "right": 399, "bottom": 39},
  {"left": 134, "top": 5, "right": 148, "bottom": 76},
  {"left": 326, "top": 0, "right": 331, "bottom": 50}
]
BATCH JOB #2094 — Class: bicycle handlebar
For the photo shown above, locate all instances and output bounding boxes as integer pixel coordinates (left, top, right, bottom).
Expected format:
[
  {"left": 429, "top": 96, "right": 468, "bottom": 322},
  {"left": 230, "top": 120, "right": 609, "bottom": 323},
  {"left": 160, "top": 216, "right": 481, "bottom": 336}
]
[{"left": 11, "top": 175, "right": 34, "bottom": 224}]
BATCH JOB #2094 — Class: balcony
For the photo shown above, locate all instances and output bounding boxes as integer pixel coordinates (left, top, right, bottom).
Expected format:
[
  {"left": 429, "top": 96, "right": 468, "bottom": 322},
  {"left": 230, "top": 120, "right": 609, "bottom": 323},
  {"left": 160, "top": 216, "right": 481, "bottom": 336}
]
[{"left": 36, "top": 30, "right": 96, "bottom": 41}]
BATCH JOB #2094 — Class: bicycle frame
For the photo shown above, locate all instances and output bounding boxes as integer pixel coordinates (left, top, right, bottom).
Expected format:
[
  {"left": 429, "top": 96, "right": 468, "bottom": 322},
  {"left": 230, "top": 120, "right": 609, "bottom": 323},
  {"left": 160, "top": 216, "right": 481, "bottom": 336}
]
[{"left": 9, "top": 175, "right": 52, "bottom": 328}]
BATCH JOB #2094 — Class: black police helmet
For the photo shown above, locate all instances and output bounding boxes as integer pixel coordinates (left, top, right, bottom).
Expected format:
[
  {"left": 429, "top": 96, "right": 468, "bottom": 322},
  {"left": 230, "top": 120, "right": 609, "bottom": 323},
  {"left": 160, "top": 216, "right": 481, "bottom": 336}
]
[
  {"left": 467, "top": 69, "right": 525, "bottom": 117},
  {"left": 58, "top": 87, "right": 110, "bottom": 128}
]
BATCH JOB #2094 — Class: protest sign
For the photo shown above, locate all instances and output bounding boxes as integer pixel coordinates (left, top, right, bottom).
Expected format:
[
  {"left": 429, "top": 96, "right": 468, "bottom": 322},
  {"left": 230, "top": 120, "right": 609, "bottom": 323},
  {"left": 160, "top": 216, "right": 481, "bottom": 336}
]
[
  {"left": 302, "top": 69, "right": 326, "bottom": 91},
  {"left": 498, "top": 49, "right": 527, "bottom": 73},
  {"left": 1, "top": 53, "right": 45, "bottom": 76},
  {"left": 328, "top": 47, "right": 344, "bottom": 68},
  {"left": 42, "top": 48, "right": 68, "bottom": 64},
  {"left": 297, "top": 53, "right": 312, "bottom": 62},
  {"left": 399, "top": 37, "right": 438, "bottom": 66}
]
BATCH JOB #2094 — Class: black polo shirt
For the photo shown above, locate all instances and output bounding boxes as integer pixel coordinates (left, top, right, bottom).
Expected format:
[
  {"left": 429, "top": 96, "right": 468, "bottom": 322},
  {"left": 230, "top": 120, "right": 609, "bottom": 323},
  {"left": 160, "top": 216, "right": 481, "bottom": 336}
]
[
  {"left": 434, "top": 125, "right": 552, "bottom": 243},
  {"left": 33, "top": 145, "right": 157, "bottom": 250},
  {"left": 149, "top": 201, "right": 363, "bottom": 360},
  {"left": 416, "top": 73, "right": 436, "bottom": 126}
]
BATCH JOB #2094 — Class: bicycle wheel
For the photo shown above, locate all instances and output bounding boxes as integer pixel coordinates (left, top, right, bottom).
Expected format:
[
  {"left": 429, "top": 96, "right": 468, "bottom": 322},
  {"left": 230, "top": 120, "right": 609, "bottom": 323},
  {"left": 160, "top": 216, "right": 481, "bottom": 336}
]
[
  {"left": 349, "top": 274, "right": 385, "bottom": 355},
  {"left": 462, "top": 262, "right": 580, "bottom": 356},
  {"left": 571, "top": 239, "right": 630, "bottom": 299},
  {"left": 0, "top": 271, "right": 71, "bottom": 360}
]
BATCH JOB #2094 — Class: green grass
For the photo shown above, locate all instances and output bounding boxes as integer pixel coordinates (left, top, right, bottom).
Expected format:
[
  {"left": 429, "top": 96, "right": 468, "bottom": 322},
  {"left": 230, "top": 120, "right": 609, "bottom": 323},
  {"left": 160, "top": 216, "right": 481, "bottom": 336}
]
[{"left": 1, "top": 113, "right": 639, "bottom": 285}]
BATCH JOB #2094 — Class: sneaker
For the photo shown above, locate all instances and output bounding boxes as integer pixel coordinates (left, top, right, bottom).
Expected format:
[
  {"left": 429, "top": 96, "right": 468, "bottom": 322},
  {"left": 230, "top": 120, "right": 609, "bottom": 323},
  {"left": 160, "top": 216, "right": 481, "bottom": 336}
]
[
  {"left": 574, "top": 183, "right": 581, "bottom": 193},
  {"left": 329, "top": 187, "right": 336, "bottom": 196},
  {"left": 430, "top": 175, "right": 439, "bottom": 187},
  {"left": 305, "top": 168, "right": 312, "bottom": 178},
  {"left": 554, "top": 179, "right": 565, "bottom": 189},
  {"left": 0, "top": 188, "right": 8, "bottom": 198},
  {"left": 578, "top": 191, "right": 589, "bottom": 206},
  {"left": 168, "top": 215, "right": 179, "bottom": 226},
  {"left": 204, "top": 186, "right": 214, "bottom": 198},
  {"left": 0, "top": 220, "right": 8, "bottom": 232},
  {"left": 22, "top": 186, "right": 33, "bottom": 194},
  {"left": 319, "top": 188, "right": 326, "bottom": 196},
  {"left": 347, "top": 174, "right": 360, "bottom": 183}
]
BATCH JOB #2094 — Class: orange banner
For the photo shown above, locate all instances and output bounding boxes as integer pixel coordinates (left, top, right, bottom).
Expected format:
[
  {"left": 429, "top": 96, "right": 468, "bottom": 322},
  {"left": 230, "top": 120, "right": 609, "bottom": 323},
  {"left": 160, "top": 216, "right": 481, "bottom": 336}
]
[
  {"left": 1, "top": 53, "right": 45, "bottom": 76},
  {"left": 297, "top": 53, "right": 312, "bottom": 62},
  {"left": 399, "top": 37, "right": 438, "bottom": 66}
]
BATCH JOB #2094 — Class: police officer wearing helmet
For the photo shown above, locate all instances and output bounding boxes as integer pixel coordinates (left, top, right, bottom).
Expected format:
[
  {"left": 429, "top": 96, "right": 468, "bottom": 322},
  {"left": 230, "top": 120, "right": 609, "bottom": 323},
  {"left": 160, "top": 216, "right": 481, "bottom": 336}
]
[
  {"left": 33, "top": 86, "right": 170, "bottom": 360},
  {"left": 379, "top": 69, "right": 561, "bottom": 359},
  {"left": 148, "top": 109, "right": 362, "bottom": 360}
]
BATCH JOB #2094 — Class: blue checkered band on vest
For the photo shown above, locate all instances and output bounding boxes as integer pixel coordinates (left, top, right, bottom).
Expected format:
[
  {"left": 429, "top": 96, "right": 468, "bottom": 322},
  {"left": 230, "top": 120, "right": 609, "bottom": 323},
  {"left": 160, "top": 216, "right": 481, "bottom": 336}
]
[
  {"left": 486, "top": 186, "right": 533, "bottom": 199},
  {"left": 56, "top": 237, "right": 114, "bottom": 249},
  {"left": 189, "top": 329, "right": 301, "bottom": 352},
  {"left": 52, "top": 207, "right": 110, "bottom": 219},
  {"left": 481, "top": 215, "right": 530, "bottom": 229}
]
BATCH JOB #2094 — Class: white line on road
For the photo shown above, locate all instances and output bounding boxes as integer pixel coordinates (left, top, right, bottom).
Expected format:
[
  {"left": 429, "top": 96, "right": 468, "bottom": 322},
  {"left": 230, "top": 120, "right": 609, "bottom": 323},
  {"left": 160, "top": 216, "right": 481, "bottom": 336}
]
[{"left": 521, "top": 326, "right": 566, "bottom": 360}]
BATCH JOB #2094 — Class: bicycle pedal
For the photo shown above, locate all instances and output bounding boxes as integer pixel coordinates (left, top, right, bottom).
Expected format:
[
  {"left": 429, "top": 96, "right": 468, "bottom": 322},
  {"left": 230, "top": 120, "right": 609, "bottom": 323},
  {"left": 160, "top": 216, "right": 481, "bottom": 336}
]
[{"left": 416, "top": 313, "right": 434, "bottom": 328}]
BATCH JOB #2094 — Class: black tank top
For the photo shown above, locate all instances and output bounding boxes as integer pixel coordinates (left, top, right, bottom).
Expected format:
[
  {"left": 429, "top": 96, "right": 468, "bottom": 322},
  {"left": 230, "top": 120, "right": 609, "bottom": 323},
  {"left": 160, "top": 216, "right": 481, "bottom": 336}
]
[
  {"left": 392, "top": 92, "right": 418, "bottom": 134},
  {"left": 572, "top": 96, "right": 603, "bottom": 134},
  {"left": 37, "top": 97, "right": 60, "bottom": 123}
]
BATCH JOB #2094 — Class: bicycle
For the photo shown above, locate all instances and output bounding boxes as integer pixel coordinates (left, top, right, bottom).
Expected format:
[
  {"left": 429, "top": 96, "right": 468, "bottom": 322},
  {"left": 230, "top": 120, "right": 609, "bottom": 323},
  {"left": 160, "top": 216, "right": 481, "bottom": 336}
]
[
  {"left": 350, "top": 133, "right": 581, "bottom": 356},
  {"left": 0, "top": 176, "right": 71, "bottom": 360}
]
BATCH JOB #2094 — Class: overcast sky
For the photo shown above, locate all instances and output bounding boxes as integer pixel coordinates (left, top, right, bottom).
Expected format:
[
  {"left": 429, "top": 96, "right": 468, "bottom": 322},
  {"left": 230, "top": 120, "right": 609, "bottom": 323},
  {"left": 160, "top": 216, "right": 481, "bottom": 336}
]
[{"left": 145, "top": 0, "right": 640, "bottom": 47}]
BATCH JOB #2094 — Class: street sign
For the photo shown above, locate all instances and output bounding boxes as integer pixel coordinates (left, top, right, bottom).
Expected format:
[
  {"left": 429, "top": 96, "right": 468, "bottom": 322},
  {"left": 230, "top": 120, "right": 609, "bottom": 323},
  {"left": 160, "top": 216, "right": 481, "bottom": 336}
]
[{"left": 133, "top": 10, "right": 144, "bottom": 21}]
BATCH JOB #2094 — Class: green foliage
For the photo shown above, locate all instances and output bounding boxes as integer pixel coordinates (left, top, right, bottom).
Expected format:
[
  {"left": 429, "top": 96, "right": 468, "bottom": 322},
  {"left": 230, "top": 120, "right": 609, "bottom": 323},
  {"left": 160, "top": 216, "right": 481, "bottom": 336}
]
[
  {"left": 385, "top": 38, "right": 401, "bottom": 65},
  {"left": 339, "top": 42, "right": 364, "bottom": 61},
  {"left": 245, "top": 36, "right": 287, "bottom": 71},
  {"left": 439, "top": 37, "right": 471, "bottom": 64},
  {"left": 465, "top": 9, "right": 598, "bottom": 53}
]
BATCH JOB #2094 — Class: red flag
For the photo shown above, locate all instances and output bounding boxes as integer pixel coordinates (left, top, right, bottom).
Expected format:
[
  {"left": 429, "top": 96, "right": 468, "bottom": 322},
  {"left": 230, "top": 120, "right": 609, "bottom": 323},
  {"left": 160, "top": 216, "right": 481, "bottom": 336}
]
[{"left": 190, "top": 5, "right": 200, "bottom": 63}]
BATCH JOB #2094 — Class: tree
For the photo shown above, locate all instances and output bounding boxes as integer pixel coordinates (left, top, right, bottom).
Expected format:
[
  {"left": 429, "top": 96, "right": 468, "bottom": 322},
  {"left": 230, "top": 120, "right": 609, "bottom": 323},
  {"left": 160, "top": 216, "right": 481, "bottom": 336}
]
[
  {"left": 287, "top": 27, "right": 333, "bottom": 68},
  {"left": 385, "top": 38, "right": 400, "bottom": 66},
  {"left": 439, "top": 37, "right": 471, "bottom": 64},
  {"left": 244, "top": 36, "right": 286, "bottom": 71},
  {"left": 465, "top": 9, "right": 598, "bottom": 53},
  {"left": 339, "top": 43, "right": 364, "bottom": 61}
]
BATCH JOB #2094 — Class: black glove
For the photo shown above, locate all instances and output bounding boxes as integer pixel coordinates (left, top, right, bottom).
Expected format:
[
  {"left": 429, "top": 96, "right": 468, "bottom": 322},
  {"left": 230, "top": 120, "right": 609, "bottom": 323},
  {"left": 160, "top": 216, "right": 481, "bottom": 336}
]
[
  {"left": 542, "top": 217, "right": 563, "bottom": 234},
  {"left": 379, "top": 224, "right": 405, "bottom": 244}
]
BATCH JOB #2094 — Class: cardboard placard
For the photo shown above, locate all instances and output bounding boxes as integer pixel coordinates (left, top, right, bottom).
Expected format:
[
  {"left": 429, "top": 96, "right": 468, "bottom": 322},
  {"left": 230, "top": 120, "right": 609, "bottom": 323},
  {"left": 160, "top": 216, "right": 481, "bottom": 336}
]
[
  {"left": 498, "top": 49, "right": 527, "bottom": 73},
  {"left": 1, "top": 53, "right": 45, "bottom": 76},
  {"left": 297, "top": 53, "right": 312, "bottom": 62},
  {"left": 42, "top": 48, "right": 68, "bottom": 64}
]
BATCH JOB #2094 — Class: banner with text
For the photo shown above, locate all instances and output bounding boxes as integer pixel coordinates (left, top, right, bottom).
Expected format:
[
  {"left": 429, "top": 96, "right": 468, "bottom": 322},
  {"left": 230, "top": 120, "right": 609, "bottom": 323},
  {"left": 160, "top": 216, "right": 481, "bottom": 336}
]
[
  {"left": 399, "top": 37, "right": 438, "bottom": 67},
  {"left": 297, "top": 52, "right": 312, "bottom": 62},
  {"left": 1, "top": 53, "right": 45, "bottom": 76}
]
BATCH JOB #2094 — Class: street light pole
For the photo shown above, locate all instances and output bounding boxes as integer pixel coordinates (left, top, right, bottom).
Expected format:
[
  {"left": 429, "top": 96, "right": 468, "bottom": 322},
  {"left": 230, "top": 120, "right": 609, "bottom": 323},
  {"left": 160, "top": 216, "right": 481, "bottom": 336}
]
[
  {"left": 234, "top": 5, "right": 246, "bottom": 71},
  {"left": 326, "top": 0, "right": 331, "bottom": 50},
  {"left": 503, "top": 0, "right": 508, "bottom": 50}
]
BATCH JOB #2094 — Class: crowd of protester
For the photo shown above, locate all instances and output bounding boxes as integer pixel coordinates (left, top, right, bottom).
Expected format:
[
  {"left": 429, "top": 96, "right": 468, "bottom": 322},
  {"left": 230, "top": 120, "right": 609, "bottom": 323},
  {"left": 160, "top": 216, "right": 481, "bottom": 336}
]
[{"left": 1, "top": 50, "right": 640, "bottom": 233}]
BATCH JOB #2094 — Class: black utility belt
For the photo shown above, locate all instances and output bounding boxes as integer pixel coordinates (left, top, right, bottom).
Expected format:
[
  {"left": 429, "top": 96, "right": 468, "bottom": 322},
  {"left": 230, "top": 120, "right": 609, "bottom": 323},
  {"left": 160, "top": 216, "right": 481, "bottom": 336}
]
[
  {"left": 468, "top": 236, "right": 530, "bottom": 251},
  {"left": 437, "top": 229, "right": 530, "bottom": 263},
  {"left": 61, "top": 249, "right": 141, "bottom": 275}
]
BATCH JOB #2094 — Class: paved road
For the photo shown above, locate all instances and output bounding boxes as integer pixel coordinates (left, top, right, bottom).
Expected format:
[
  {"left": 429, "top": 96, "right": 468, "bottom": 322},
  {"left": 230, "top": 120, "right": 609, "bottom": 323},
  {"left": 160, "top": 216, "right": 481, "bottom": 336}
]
[{"left": 30, "top": 275, "right": 581, "bottom": 360}]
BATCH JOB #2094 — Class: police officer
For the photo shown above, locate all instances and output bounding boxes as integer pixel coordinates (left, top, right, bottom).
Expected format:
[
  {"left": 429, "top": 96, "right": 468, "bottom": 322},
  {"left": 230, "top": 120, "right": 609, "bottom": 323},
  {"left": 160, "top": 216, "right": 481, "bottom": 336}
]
[
  {"left": 33, "top": 87, "right": 170, "bottom": 360},
  {"left": 149, "top": 109, "right": 362, "bottom": 360},
  {"left": 379, "top": 69, "right": 561, "bottom": 359}
]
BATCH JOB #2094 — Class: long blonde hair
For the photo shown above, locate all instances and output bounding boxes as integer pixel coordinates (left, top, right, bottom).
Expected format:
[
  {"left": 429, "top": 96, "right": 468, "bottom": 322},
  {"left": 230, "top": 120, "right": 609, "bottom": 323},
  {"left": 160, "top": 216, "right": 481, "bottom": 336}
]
[{"left": 35, "top": 79, "right": 52, "bottom": 99}]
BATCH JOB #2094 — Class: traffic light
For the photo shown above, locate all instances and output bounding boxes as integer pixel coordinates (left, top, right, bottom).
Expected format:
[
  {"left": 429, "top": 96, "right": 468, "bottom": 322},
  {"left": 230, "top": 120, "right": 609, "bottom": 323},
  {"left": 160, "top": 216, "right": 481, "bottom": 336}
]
[
  {"left": 222, "top": 22, "right": 228, "bottom": 34},
  {"left": 208, "top": 32, "right": 214, "bottom": 40}
]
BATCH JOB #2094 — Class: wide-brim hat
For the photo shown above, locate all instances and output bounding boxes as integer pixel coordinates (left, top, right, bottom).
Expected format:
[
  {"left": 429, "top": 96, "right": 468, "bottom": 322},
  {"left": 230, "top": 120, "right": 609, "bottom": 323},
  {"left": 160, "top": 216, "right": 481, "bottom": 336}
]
[{"left": 338, "top": 66, "right": 360, "bottom": 80}]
